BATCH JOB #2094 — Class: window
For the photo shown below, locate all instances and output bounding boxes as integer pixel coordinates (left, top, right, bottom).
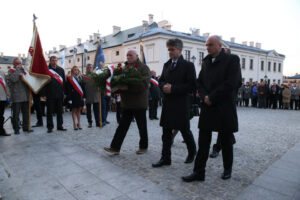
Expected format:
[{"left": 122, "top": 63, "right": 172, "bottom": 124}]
[
  {"left": 278, "top": 80, "right": 281, "bottom": 85},
  {"left": 250, "top": 59, "right": 253, "bottom": 70},
  {"left": 116, "top": 51, "right": 119, "bottom": 56},
  {"left": 242, "top": 58, "right": 246, "bottom": 69},
  {"left": 127, "top": 33, "right": 135, "bottom": 38},
  {"left": 273, "top": 79, "right": 276, "bottom": 83},
  {"left": 87, "top": 56, "right": 90, "bottom": 60},
  {"left": 249, "top": 78, "right": 253, "bottom": 83},
  {"left": 184, "top": 50, "right": 190, "bottom": 61},
  {"left": 69, "top": 60, "right": 71, "bottom": 63},
  {"left": 261, "top": 61, "right": 264, "bottom": 71},
  {"left": 77, "top": 58, "right": 80, "bottom": 62},
  {"left": 273, "top": 62, "right": 276, "bottom": 72},
  {"left": 268, "top": 62, "right": 271, "bottom": 71},
  {"left": 199, "top": 52, "right": 204, "bottom": 65},
  {"left": 278, "top": 63, "right": 281, "bottom": 72}
]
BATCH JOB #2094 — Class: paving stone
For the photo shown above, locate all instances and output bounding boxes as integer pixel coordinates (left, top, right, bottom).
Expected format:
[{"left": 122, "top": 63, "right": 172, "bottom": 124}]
[{"left": 236, "top": 185, "right": 291, "bottom": 200}]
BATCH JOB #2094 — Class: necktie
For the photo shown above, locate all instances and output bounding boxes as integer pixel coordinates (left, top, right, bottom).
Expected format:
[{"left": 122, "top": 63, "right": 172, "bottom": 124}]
[{"left": 171, "top": 62, "right": 176, "bottom": 70}]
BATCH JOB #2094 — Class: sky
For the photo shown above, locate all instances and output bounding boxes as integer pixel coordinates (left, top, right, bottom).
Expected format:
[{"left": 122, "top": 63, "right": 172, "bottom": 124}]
[{"left": 1, "top": 0, "right": 299, "bottom": 76}]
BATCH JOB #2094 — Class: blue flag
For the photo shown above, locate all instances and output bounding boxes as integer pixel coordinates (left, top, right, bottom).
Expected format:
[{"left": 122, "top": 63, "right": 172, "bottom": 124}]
[{"left": 94, "top": 42, "right": 105, "bottom": 69}]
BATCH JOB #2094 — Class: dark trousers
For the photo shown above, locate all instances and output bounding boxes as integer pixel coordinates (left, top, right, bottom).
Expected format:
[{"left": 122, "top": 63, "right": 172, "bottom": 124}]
[
  {"left": 278, "top": 97, "right": 283, "bottom": 109},
  {"left": 110, "top": 109, "right": 148, "bottom": 150},
  {"left": 149, "top": 99, "right": 158, "bottom": 119},
  {"left": 212, "top": 132, "right": 236, "bottom": 153},
  {"left": 258, "top": 97, "right": 266, "bottom": 108},
  {"left": 194, "top": 129, "right": 233, "bottom": 173},
  {"left": 161, "top": 127, "right": 196, "bottom": 160},
  {"left": 101, "top": 96, "right": 110, "bottom": 123},
  {"left": 243, "top": 98, "right": 249, "bottom": 107},
  {"left": 12, "top": 101, "right": 29, "bottom": 131},
  {"left": 86, "top": 103, "right": 100, "bottom": 125},
  {"left": 46, "top": 98, "right": 63, "bottom": 130},
  {"left": 116, "top": 102, "right": 121, "bottom": 124},
  {"left": 290, "top": 99, "right": 298, "bottom": 110},
  {"left": 252, "top": 96, "right": 258, "bottom": 107},
  {"left": 271, "top": 97, "right": 278, "bottom": 109},
  {"left": 0, "top": 101, "right": 6, "bottom": 133},
  {"left": 33, "top": 93, "right": 43, "bottom": 125}
]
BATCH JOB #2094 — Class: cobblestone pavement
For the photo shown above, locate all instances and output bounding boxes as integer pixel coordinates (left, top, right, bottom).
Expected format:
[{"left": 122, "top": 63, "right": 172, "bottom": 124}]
[{"left": 1, "top": 107, "right": 300, "bottom": 200}]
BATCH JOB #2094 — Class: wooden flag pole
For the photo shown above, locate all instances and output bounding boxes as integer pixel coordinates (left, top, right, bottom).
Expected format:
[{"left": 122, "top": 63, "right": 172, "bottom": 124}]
[{"left": 99, "top": 93, "right": 102, "bottom": 128}]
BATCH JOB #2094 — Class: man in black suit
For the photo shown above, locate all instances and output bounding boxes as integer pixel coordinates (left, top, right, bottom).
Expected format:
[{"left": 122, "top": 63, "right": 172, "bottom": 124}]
[
  {"left": 182, "top": 35, "right": 241, "bottom": 182},
  {"left": 152, "top": 38, "right": 196, "bottom": 168},
  {"left": 44, "top": 56, "right": 67, "bottom": 133}
]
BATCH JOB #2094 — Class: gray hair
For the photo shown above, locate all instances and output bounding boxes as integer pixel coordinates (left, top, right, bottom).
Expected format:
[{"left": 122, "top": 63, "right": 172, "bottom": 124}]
[{"left": 166, "top": 38, "right": 183, "bottom": 49}]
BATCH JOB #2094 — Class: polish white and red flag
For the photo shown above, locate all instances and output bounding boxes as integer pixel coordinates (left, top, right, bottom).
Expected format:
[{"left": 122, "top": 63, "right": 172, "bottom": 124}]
[{"left": 22, "top": 25, "right": 51, "bottom": 94}]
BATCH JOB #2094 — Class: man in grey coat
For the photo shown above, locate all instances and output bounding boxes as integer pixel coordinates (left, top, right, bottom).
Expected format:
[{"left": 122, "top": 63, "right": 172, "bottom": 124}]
[
  {"left": 7, "top": 58, "right": 33, "bottom": 134},
  {"left": 82, "top": 64, "right": 100, "bottom": 127}
]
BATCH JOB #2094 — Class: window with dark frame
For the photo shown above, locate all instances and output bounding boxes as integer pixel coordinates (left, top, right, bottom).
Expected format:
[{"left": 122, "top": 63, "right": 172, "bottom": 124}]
[
  {"left": 184, "top": 50, "right": 191, "bottom": 61},
  {"left": 278, "top": 80, "right": 281, "bottom": 85},
  {"left": 261, "top": 61, "right": 264, "bottom": 71},
  {"left": 87, "top": 56, "right": 90, "bottom": 60},
  {"left": 69, "top": 60, "right": 71, "bottom": 63},
  {"left": 77, "top": 58, "right": 80, "bottom": 62},
  {"left": 268, "top": 62, "right": 271, "bottom": 71},
  {"left": 199, "top": 52, "right": 204, "bottom": 65},
  {"left": 116, "top": 51, "right": 119, "bottom": 56},
  {"left": 273, "top": 62, "right": 276, "bottom": 72},
  {"left": 250, "top": 59, "right": 253, "bottom": 70},
  {"left": 242, "top": 58, "right": 246, "bottom": 69},
  {"left": 278, "top": 63, "right": 281, "bottom": 72}
]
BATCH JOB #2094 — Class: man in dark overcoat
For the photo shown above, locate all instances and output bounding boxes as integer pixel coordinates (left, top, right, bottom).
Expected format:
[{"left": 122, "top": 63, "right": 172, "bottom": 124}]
[
  {"left": 182, "top": 35, "right": 241, "bottom": 182},
  {"left": 152, "top": 38, "right": 196, "bottom": 168}
]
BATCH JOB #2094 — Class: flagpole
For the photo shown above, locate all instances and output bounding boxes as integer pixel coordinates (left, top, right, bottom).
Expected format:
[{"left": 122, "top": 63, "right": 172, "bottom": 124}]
[
  {"left": 94, "top": 40, "right": 103, "bottom": 128},
  {"left": 27, "top": 14, "right": 37, "bottom": 132}
]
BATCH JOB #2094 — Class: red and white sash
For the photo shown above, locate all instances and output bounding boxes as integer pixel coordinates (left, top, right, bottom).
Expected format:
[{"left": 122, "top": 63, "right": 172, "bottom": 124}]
[
  {"left": 82, "top": 74, "right": 94, "bottom": 82},
  {"left": 67, "top": 76, "right": 83, "bottom": 97},
  {"left": 106, "top": 65, "right": 115, "bottom": 96},
  {"left": 150, "top": 78, "right": 159, "bottom": 86},
  {"left": 0, "top": 75, "right": 7, "bottom": 93},
  {"left": 49, "top": 69, "right": 63, "bottom": 86}
]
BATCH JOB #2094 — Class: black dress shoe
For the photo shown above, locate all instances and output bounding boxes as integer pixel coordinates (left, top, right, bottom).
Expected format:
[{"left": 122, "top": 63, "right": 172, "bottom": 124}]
[
  {"left": 184, "top": 154, "right": 195, "bottom": 164},
  {"left": 47, "top": 129, "right": 52, "bottom": 133},
  {"left": 57, "top": 127, "right": 67, "bottom": 131},
  {"left": 14, "top": 130, "right": 20, "bottom": 135},
  {"left": 221, "top": 170, "right": 232, "bottom": 180},
  {"left": 0, "top": 132, "right": 11, "bottom": 136},
  {"left": 153, "top": 117, "right": 159, "bottom": 120},
  {"left": 152, "top": 159, "right": 171, "bottom": 168},
  {"left": 96, "top": 124, "right": 100, "bottom": 127},
  {"left": 88, "top": 123, "right": 92, "bottom": 128},
  {"left": 182, "top": 172, "right": 205, "bottom": 182},
  {"left": 210, "top": 150, "right": 219, "bottom": 158},
  {"left": 32, "top": 123, "right": 43, "bottom": 127}
]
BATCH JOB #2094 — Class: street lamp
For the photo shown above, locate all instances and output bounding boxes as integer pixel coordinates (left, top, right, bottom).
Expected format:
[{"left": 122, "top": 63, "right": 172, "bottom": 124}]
[{"left": 191, "top": 55, "right": 196, "bottom": 64}]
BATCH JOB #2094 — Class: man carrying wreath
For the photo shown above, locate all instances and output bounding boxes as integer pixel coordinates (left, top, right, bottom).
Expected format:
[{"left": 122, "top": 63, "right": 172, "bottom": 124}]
[{"left": 104, "top": 50, "right": 151, "bottom": 155}]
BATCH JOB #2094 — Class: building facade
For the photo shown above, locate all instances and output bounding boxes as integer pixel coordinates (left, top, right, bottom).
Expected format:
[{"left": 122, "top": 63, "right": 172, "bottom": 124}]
[{"left": 48, "top": 15, "right": 285, "bottom": 84}]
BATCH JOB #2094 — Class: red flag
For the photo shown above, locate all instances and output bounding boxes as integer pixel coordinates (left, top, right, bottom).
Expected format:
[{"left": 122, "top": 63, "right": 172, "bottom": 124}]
[{"left": 22, "top": 25, "right": 50, "bottom": 94}]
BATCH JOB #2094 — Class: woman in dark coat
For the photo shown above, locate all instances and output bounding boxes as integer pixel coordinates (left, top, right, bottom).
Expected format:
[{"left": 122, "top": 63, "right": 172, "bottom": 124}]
[{"left": 66, "top": 66, "right": 84, "bottom": 130}]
